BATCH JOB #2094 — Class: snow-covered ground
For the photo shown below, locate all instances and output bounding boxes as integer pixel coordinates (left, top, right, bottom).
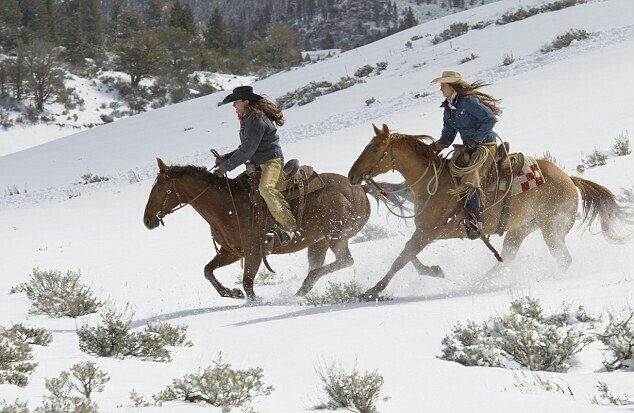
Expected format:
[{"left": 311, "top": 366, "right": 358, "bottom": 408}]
[{"left": 1, "top": 0, "right": 632, "bottom": 411}]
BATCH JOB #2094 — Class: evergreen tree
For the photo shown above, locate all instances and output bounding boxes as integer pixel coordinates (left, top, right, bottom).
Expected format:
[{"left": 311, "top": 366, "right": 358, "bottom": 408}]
[
  {"left": 203, "top": 8, "right": 229, "bottom": 53},
  {"left": 144, "top": 0, "right": 165, "bottom": 31},
  {"left": 81, "top": 0, "right": 104, "bottom": 51},
  {"left": 399, "top": 7, "right": 418, "bottom": 31},
  {"left": 0, "top": 0, "right": 23, "bottom": 48},
  {"left": 158, "top": 26, "right": 200, "bottom": 75},
  {"left": 114, "top": 30, "right": 166, "bottom": 87},
  {"left": 107, "top": 0, "right": 124, "bottom": 44},
  {"left": 42, "top": 0, "right": 57, "bottom": 43},
  {"left": 168, "top": 1, "right": 195, "bottom": 35},
  {"left": 246, "top": 21, "right": 302, "bottom": 72},
  {"left": 9, "top": 43, "right": 27, "bottom": 100},
  {"left": 320, "top": 32, "right": 334, "bottom": 49},
  {"left": 112, "top": 6, "right": 143, "bottom": 44},
  {"left": 62, "top": 7, "right": 89, "bottom": 65}
]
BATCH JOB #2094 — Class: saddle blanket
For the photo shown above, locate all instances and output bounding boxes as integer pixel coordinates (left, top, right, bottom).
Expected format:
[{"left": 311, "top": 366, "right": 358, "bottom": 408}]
[{"left": 488, "top": 155, "right": 546, "bottom": 196}]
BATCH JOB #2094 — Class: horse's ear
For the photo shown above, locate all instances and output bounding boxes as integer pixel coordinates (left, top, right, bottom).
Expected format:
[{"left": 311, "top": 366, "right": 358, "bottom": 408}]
[
  {"left": 156, "top": 158, "right": 168, "bottom": 173},
  {"left": 372, "top": 123, "right": 381, "bottom": 136},
  {"left": 382, "top": 124, "right": 390, "bottom": 135}
]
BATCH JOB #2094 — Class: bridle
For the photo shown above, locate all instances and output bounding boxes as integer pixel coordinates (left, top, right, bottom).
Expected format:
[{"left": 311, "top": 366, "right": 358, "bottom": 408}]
[
  {"left": 361, "top": 133, "right": 445, "bottom": 219},
  {"left": 155, "top": 173, "right": 211, "bottom": 226}
]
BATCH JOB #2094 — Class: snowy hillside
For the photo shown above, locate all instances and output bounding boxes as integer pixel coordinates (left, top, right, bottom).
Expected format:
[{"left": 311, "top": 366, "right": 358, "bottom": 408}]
[{"left": 1, "top": 0, "right": 633, "bottom": 411}]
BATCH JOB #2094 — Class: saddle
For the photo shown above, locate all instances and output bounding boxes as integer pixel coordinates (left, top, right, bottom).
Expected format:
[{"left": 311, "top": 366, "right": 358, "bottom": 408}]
[{"left": 245, "top": 159, "right": 325, "bottom": 226}]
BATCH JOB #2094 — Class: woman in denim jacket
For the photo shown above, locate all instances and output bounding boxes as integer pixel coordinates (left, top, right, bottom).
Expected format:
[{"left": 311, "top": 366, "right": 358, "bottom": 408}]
[{"left": 429, "top": 71, "right": 503, "bottom": 237}]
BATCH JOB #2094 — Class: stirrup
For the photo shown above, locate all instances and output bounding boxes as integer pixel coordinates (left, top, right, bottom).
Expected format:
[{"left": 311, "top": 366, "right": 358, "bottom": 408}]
[
  {"left": 278, "top": 227, "right": 295, "bottom": 246},
  {"left": 465, "top": 219, "right": 483, "bottom": 240}
]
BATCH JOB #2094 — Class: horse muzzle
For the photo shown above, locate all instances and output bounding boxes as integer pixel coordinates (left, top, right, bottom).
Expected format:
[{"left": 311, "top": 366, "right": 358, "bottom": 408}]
[{"left": 348, "top": 171, "right": 363, "bottom": 185}]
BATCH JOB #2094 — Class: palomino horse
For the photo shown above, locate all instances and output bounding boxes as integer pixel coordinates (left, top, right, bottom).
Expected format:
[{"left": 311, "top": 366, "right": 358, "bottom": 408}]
[
  {"left": 143, "top": 158, "right": 371, "bottom": 300},
  {"left": 348, "top": 124, "right": 632, "bottom": 299}
]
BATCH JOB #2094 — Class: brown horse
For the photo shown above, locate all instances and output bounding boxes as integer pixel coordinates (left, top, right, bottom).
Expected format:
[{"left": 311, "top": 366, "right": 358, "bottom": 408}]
[
  {"left": 143, "top": 158, "right": 374, "bottom": 300},
  {"left": 348, "top": 124, "right": 633, "bottom": 299}
]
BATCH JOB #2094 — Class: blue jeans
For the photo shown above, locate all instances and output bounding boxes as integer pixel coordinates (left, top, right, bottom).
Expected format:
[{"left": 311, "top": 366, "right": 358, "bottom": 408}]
[{"left": 467, "top": 192, "right": 481, "bottom": 222}]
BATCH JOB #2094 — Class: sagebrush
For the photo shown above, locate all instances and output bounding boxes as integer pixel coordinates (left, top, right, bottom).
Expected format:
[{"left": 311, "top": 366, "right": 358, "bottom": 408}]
[
  {"left": 440, "top": 297, "right": 594, "bottom": 372},
  {"left": 315, "top": 361, "right": 389, "bottom": 413},
  {"left": 432, "top": 22, "right": 469, "bottom": 45},
  {"left": 77, "top": 306, "right": 191, "bottom": 362},
  {"left": 596, "top": 308, "right": 634, "bottom": 371},
  {"left": 11, "top": 268, "right": 102, "bottom": 318},
  {"left": 541, "top": 29, "right": 589, "bottom": 53},
  {"left": 583, "top": 149, "right": 607, "bottom": 167},
  {"left": 0, "top": 324, "right": 52, "bottom": 387},
  {"left": 612, "top": 130, "right": 630, "bottom": 156},
  {"left": 152, "top": 353, "right": 274, "bottom": 411},
  {"left": 304, "top": 281, "right": 364, "bottom": 306}
]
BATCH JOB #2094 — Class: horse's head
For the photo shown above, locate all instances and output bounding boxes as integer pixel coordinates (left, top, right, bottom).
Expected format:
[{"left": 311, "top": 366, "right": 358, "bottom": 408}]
[
  {"left": 348, "top": 123, "right": 395, "bottom": 185},
  {"left": 143, "top": 158, "right": 182, "bottom": 229}
]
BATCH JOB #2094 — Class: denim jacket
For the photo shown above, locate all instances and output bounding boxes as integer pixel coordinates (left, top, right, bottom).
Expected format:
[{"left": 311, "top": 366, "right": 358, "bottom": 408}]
[{"left": 438, "top": 94, "right": 498, "bottom": 146}]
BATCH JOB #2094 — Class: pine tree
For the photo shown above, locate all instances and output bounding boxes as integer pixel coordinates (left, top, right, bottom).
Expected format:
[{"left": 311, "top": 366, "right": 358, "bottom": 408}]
[
  {"left": 246, "top": 21, "right": 302, "bottom": 71},
  {"left": 9, "top": 43, "right": 27, "bottom": 100},
  {"left": 81, "top": 0, "right": 104, "bottom": 51},
  {"left": 168, "top": 1, "right": 196, "bottom": 35},
  {"left": 399, "top": 7, "right": 418, "bottom": 31},
  {"left": 113, "top": 6, "right": 143, "bottom": 44},
  {"left": 203, "top": 8, "right": 229, "bottom": 53},
  {"left": 158, "top": 26, "right": 200, "bottom": 75},
  {"left": 0, "top": 0, "right": 23, "bottom": 48},
  {"left": 42, "top": 0, "right": 57, "bottom": 43},
  {"left": 144, "top": 0, "right": 165, "bottom": 31},
  {"left": 62, "top": 7, "right": 89, "bottom": 65},
  {"left": 114, "top": 30, "right": 166, "bottom": 87},
  {"left": 320, "top": 32, "right": 334, "bottom": 49}
]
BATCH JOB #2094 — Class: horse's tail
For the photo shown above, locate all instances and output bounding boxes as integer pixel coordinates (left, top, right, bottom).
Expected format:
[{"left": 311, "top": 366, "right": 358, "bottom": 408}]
[
  {"left": 570, "top": 176, "right": 634, "bottom": 243},
  {"left": 362, "top": 181, "right": 413, "bottom": 214}
]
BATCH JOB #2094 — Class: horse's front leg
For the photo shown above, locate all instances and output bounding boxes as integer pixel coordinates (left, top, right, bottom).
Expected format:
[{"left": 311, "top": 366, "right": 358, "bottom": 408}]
[
  {"left": 204, "top": 248, "right": 244, "bottom": 299},
  {"left": 241, "top": 237, "right": 264, "bottom": 301},
  {"left": 362, "top": 229, "right": 434, "bottom": 300}
]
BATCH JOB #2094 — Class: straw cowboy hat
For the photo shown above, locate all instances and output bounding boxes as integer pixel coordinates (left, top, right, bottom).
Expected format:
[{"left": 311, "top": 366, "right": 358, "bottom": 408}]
[
  {"left": 430, "top": 70, "right": 463, "bottom": 84},
  {"left": 221, "top": 86, "right": 263, "bottom": 105}
]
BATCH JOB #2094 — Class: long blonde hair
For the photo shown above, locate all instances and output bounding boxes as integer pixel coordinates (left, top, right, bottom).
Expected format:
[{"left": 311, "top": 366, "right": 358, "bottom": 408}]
[
  {"left": 247, "top": 98, "right": 285, "bottom": 126},
  {"left": 450, "top": 80, "right": 503, "bottom": 116}
]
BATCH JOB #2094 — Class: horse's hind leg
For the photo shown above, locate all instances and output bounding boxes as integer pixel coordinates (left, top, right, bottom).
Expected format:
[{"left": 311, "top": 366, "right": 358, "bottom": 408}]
[
  {"left": 308, "top": 239, "right": 329, "bottom": 271},
  {"left": 541, "top": 216, "right": 574, "bottom": 270},
  {"left": 485, "top": 222, "right": 538, "bottom": 276},
  {"left": 411, "top": 257, "right": 444, "bottom": 278},
  {"left": 296, "top": 238, "right": 354, "bottom": 296},
  {"left": 204, "top": 248, "right": 244, "bottom": 299}
]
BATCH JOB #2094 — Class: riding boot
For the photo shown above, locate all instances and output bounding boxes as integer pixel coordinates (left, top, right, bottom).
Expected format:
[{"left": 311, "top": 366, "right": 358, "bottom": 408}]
[{"left": 465, "top": 192, "right": 484, "bottom": 240}]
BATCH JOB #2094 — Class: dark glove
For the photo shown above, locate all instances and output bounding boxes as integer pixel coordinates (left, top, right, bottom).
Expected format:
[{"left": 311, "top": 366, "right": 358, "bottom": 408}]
[
  {"left": 213, "top": 163, "right": 227, "bottom": 176},
  {"left": 430, "top": 141, "right": 448, "bottom": 153}
]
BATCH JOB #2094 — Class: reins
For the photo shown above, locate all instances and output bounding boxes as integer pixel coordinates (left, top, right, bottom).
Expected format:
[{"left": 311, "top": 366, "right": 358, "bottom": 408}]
[{"left": 364, "top": 133, "right": 445, "bottom": 220}]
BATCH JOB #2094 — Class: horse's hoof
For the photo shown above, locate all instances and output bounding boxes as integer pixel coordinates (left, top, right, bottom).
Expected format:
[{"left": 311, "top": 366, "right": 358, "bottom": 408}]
[
  {"left": 430, "top": 265, "right": 445, "bottom": 278},
  {"left": 231, "top": 288, "right": 246, "bottom": 299},
  {"left": 359, "top": 290, "right": 378, "bottom": 302}
]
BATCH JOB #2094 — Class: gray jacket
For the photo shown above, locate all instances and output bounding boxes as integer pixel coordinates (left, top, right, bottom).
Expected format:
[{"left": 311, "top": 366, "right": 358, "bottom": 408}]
[{"left": 223, "top": 109, "right": 283, "bottom": 172}]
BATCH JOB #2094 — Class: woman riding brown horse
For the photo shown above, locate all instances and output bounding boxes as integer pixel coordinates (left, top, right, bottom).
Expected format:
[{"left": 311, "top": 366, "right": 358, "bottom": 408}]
[
  {"left": 349, "top": 124, "right": 632, "bottom": 299},
  {"left": 144, "top": 158, "right": 370, "bottom": 300}
]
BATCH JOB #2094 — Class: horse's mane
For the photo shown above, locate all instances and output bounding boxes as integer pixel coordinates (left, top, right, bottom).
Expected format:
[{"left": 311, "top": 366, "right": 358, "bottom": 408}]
[
  {"left": 167, "top": 164, "right": 248, "bottom": 193},
  {"left": 390, "top": 133, "right": 441, "bottom": 161}
]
